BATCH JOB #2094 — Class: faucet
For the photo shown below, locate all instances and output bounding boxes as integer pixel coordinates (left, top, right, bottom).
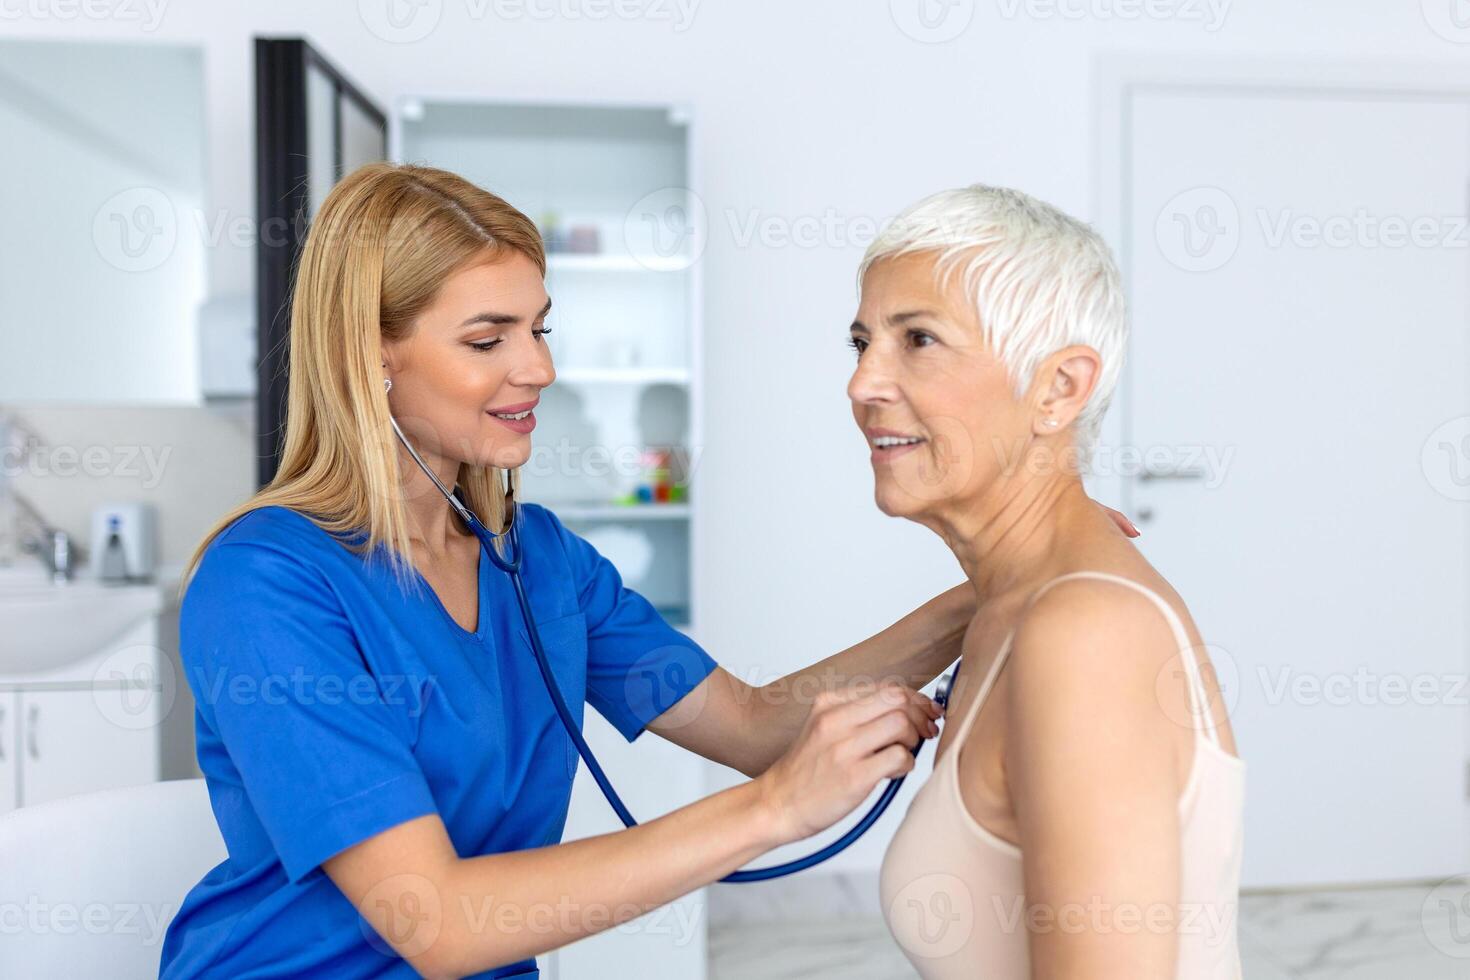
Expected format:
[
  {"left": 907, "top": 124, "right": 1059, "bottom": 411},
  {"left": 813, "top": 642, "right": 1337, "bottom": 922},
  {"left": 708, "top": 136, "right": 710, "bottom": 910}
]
[
  {"left": 12, "top": 491, "right": 81, "bottom": 585},
  {"left": 0, "top": 414, "right": 80, "bottom": 584},
  {"left": 21, "top": 523, "right": 77, "bottom": 585}
]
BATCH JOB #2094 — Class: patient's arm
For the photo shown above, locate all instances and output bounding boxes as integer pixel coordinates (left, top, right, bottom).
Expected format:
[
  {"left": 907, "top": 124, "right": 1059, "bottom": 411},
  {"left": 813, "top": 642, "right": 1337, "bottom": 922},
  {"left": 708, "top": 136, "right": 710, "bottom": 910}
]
[{"left": 1006, "top": 578, "right": 1187, "bottom": 979}]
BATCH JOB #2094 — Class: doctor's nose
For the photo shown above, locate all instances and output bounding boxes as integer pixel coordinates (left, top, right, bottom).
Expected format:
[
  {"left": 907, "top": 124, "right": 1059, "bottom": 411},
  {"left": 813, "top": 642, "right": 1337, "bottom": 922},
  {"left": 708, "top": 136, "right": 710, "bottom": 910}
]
[{"left": 512, "top": 338, "right": 557, "bottom": 389}]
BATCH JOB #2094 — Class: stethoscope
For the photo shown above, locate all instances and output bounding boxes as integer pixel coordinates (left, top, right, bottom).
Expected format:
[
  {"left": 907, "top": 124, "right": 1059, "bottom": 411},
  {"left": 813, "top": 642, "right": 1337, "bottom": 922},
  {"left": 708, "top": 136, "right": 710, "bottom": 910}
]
[{"left": 389, "top": 413, "right": 963, "bottom": 882}]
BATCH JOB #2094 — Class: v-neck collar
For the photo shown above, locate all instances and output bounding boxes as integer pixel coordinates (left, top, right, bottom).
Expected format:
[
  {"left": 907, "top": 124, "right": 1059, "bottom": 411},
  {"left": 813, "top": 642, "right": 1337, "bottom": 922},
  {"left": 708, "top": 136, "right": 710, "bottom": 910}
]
[{"left": 414, "top": 538, "right": 490, "bottom": 640}]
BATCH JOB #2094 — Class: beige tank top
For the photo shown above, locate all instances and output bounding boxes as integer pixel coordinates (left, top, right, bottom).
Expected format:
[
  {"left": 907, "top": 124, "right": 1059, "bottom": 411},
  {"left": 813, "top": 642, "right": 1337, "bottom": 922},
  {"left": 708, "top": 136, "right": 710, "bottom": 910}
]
[{"left": 879, "top": 571, "right": 1246, "bottom": 979}]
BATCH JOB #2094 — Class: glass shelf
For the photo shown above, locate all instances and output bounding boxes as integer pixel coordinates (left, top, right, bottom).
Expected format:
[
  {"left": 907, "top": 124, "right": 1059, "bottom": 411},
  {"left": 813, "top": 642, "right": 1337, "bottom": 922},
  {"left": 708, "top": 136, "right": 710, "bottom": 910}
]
[
  {"left": 547, "top": 253, "right": 691, "bottom": 273},
  {"left": 550, "top": 503, "right": 690, "bottom": 522},
  {"left": 555, "top": 367, "right": 690, "bottom": 385}
]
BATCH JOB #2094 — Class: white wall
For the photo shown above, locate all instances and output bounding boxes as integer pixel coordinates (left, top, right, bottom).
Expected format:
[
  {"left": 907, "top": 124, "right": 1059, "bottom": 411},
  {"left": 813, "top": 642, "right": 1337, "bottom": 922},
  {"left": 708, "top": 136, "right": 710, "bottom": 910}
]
[{"left": 2, "top": 0, "right": 1462, "bottom": 877}]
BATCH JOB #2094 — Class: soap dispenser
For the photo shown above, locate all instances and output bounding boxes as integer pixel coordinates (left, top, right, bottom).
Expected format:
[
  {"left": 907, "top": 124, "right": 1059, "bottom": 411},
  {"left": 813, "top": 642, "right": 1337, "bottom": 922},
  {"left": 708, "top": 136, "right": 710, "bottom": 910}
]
[{"left": 89, "top": 502, "right": 157, "bottom": 583}]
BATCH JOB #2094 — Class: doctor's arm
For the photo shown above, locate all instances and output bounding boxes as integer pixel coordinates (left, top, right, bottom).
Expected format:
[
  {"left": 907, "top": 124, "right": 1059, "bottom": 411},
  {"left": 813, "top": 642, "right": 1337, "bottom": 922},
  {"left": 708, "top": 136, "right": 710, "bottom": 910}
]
[
  {"left": 646, "top": 582, "right": 969, "bottom": 778},
  {"left": 325, "top": 682, "right": 927, "bottom": 980},
  {"left": 645, "top": 503, "right": 1137, "bottom": 778}
]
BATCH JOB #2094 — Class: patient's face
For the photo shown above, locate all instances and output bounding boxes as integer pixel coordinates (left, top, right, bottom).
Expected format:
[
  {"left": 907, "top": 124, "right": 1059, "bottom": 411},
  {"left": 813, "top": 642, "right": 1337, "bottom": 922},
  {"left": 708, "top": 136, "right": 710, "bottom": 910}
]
[{"left": 847, "top": 251, "right": 1030, "bottom": 521}]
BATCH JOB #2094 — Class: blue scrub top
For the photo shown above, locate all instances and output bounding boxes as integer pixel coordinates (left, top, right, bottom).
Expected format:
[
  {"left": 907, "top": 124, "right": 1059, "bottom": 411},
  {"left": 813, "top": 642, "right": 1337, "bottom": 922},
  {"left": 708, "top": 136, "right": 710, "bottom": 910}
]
[{"left": 158, "top": 503, "right": 718, "bottom": 979}]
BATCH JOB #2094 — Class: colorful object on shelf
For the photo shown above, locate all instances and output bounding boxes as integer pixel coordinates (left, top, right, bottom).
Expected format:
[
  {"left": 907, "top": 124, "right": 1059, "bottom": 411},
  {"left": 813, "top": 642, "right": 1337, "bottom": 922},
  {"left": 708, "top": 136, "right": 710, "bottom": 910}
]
[
  {"left": 567, "top": 225, "right": 601, "bottom": 253},
  {"left": 540, "top": 209, "right": 566, "bottom": 252},
  {"left": 635, "top": 448, "right": 673, "bottom": 504}
]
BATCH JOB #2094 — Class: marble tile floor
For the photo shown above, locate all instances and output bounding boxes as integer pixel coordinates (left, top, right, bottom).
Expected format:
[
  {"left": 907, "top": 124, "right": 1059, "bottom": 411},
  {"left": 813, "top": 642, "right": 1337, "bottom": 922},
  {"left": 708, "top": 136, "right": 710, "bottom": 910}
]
[{"left": 708, "top": 875, "right": 1470, "bottom": 979}]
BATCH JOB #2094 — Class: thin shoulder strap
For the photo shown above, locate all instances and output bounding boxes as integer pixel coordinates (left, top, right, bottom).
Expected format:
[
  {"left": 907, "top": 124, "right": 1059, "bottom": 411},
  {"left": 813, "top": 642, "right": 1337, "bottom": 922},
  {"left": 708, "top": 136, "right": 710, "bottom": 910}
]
[
  {"left": 1033, "top": 571, "right": 1220, "bottom": 748},
  {"left": 948, "top": 571, "right": 1220, "bottom": 749}
]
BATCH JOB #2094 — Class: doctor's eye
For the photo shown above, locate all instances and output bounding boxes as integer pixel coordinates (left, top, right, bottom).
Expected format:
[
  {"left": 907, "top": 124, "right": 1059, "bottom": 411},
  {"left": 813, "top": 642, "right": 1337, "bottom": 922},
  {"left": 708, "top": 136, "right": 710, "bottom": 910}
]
[
  {"left": 469, "top": 338, "right": 502, "bottom": 352},
  {"left": 533, "top": 325, "right": 553, "bottom": 341},
  {"left": 847, "top": 336, "right": 867, "bottom": 357}
]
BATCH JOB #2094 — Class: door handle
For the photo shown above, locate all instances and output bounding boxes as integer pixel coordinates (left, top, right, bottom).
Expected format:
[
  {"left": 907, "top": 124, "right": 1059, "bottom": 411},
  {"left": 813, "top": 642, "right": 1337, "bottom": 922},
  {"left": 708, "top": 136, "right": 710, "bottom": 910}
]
[
  {"left": 26, "top": 704, "right": 38, "bottom": 761},
  {"left": 1138, "top": 465, "right": 1207, "bottom": 483}
]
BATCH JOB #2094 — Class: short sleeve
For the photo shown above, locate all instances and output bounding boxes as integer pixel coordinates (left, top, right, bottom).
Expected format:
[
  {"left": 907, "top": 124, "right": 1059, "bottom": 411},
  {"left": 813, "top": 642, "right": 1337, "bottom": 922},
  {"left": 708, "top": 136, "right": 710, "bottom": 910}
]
[
  {"left": 181, "top": 538, "right": 438, "bottom": 884},
  {"left": 544, "top": 512, "right": 719, "bottom": 742}
]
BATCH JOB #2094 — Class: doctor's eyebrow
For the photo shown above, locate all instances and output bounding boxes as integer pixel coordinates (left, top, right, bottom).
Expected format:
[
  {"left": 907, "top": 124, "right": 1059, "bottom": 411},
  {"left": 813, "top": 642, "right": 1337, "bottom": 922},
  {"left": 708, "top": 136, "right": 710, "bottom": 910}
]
[{"left": 459, "top": 298, "right": 553, "bottom": 329}]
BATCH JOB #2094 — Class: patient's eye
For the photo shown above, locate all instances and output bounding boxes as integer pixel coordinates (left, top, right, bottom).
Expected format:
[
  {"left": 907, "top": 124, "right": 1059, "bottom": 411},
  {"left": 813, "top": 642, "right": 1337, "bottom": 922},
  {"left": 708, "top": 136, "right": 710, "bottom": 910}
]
[
  {"left": 908, "top": 330, "right": 935, "bottom": 349},
  {"left": 847, "top": 335, "right": 867, "bottom": 357}
]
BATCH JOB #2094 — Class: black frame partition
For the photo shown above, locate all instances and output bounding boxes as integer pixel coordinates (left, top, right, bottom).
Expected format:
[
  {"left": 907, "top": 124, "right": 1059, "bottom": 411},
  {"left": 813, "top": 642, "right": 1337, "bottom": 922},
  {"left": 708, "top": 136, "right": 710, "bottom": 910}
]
[{"left": 254, "top": 38, "right": 387, "bottom": 488}]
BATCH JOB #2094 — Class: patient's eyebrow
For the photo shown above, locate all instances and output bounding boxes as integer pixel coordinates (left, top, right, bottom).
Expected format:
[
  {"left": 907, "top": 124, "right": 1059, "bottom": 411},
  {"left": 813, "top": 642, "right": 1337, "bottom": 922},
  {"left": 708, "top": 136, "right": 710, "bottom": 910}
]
[
  {"left": 891, "top": 309, "right": 940, "bottom": 324},
  {"left": 851, "top": 309, "right": 940, "bottom": 333}
]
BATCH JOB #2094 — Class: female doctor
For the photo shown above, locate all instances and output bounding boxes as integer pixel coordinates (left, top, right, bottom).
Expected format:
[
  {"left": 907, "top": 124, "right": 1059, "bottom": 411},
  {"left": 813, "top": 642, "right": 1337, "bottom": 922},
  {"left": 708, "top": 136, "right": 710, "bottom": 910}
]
[{"left": 158, "top": 163, "right": 1127, "bottom": 980}]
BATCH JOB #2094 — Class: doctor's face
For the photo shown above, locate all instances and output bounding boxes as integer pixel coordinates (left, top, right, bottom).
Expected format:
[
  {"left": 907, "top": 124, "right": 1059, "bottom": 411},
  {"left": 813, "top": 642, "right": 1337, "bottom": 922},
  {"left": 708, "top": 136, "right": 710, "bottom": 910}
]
[
  {"left": 382, "top": 250, "right": 555, "bottom": 473},
  {"left": 847, "top": 252, "right": 1031, "bottom": 522}
]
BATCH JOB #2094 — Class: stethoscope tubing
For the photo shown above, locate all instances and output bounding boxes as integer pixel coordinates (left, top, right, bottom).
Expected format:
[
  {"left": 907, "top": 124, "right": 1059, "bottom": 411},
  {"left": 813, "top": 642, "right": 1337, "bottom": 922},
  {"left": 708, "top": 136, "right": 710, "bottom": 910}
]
[{"left": 389, "top": 416, "right": 955, "bottom": 882}]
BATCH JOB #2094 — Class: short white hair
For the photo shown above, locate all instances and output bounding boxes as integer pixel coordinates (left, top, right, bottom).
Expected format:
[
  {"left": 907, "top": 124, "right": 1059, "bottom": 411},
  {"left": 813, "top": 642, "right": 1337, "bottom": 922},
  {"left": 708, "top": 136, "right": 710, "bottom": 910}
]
[{"left": 857, "top": 184, "right": 1126, "bottom": 462}]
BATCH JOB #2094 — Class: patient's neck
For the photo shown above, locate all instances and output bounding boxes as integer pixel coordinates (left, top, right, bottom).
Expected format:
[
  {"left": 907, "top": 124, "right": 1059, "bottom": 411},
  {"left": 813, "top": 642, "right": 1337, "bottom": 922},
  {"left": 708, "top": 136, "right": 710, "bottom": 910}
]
[{"left": 928, "top": 473, "right": 1096, "bottom": 607}]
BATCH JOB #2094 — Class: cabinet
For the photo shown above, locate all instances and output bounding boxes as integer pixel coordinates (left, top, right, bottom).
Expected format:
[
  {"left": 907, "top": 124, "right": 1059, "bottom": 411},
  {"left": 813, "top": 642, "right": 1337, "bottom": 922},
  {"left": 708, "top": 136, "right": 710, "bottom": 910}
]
[
  {"left": 0, "top": 609, "right": 184, "bottom": 816},
  {"left": 0, "top": 692, "right": 17, "bottom": 811}
]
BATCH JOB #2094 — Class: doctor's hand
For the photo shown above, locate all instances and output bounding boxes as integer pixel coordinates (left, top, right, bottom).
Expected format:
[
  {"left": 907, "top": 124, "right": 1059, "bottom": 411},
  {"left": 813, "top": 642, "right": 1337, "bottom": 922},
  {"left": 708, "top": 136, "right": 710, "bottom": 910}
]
[{"left": 754, "top": 683, "right": 940, "bottom": 846}]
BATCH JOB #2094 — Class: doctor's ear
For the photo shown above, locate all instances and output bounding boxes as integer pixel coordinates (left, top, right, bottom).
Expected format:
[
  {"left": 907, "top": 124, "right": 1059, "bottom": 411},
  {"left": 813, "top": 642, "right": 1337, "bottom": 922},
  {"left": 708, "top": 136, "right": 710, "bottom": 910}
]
[{"left": 1030, "top": 344, "right": 1101, "bottom": 433}]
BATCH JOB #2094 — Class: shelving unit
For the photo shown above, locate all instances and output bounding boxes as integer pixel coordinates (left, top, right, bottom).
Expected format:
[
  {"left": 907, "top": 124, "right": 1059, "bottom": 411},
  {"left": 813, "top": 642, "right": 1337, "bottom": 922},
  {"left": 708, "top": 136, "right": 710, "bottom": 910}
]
[
  {"left": 392, "top": 97, "right": 700, "bottom": 629},
  {"left": 394, "top": 98, "right": 708, "bottom": 980}
]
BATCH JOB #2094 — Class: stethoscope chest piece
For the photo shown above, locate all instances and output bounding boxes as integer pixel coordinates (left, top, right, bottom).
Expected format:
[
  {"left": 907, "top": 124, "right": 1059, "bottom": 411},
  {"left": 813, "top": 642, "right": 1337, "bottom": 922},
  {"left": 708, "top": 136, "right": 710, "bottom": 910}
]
[{"left": 935, "top": 659, "right": 963, "bottom": 712}]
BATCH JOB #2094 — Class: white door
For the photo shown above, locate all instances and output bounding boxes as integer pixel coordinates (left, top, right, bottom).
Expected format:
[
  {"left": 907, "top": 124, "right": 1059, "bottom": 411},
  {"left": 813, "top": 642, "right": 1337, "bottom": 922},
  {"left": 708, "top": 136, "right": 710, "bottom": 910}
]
[
  {"left": 0, "top": 692, "right": 17, "bottom": 813},
  {"left": 20, "top": 688, "right": 160, "bottom": 807},
  {"left": 1123, "top": 87, "right": 1470, "bottom": 888}
]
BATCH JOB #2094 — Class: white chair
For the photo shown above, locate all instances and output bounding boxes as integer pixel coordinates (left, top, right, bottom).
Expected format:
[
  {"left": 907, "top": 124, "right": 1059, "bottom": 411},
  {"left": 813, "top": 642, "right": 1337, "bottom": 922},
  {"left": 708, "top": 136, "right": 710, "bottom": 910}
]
[{"left": 0, "top": 778, "right": 226, "bottom": 979}]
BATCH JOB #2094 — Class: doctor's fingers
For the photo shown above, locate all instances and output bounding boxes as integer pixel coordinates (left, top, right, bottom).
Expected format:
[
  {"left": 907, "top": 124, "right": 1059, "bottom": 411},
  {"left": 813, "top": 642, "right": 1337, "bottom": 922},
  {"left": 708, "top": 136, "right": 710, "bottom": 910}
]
[
  {"left": 814, "top": 683, "right": 939, "bottom": 736},
  {"left": 843, "top": 706, "right": 930, "bottom": 760}
]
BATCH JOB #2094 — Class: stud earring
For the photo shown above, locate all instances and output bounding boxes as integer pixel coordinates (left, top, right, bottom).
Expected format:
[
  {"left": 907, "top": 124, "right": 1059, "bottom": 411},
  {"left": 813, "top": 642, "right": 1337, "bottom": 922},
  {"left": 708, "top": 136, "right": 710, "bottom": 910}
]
[
  {"left": 383, "top": 378, "right": 393, "bottom": 394},
  {"left": 1042, "top": 418, "right": 1059, "bottom": 428}
]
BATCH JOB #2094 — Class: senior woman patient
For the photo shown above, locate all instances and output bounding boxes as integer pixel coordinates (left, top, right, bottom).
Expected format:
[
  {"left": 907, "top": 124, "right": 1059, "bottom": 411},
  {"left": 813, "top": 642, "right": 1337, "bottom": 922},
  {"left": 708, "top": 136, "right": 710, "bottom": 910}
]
[{"left": 862, "top": 186, "right": 1246, "bottom": 979}]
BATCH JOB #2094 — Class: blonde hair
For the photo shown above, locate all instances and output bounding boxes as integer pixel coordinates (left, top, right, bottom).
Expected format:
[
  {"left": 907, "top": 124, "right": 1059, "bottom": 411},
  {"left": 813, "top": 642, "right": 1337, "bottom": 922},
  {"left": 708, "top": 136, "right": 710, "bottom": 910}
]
[{"left": 180, "top": 162, "right": 545, "bottom": 598}]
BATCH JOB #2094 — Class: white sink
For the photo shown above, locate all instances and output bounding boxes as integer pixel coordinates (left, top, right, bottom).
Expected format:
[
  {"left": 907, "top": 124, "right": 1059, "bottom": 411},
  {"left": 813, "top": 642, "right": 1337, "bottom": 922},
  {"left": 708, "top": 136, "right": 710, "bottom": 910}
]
[{"left": 0, "top": 568, "right": 166, "bottom": 676}]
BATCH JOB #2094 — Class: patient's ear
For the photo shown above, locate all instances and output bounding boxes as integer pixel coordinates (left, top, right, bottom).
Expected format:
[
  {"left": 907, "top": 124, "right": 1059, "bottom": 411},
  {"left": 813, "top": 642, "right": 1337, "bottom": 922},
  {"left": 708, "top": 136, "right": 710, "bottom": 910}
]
[{"left": 1030, "top": 345, "right": 1101, "bottom": 431}]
